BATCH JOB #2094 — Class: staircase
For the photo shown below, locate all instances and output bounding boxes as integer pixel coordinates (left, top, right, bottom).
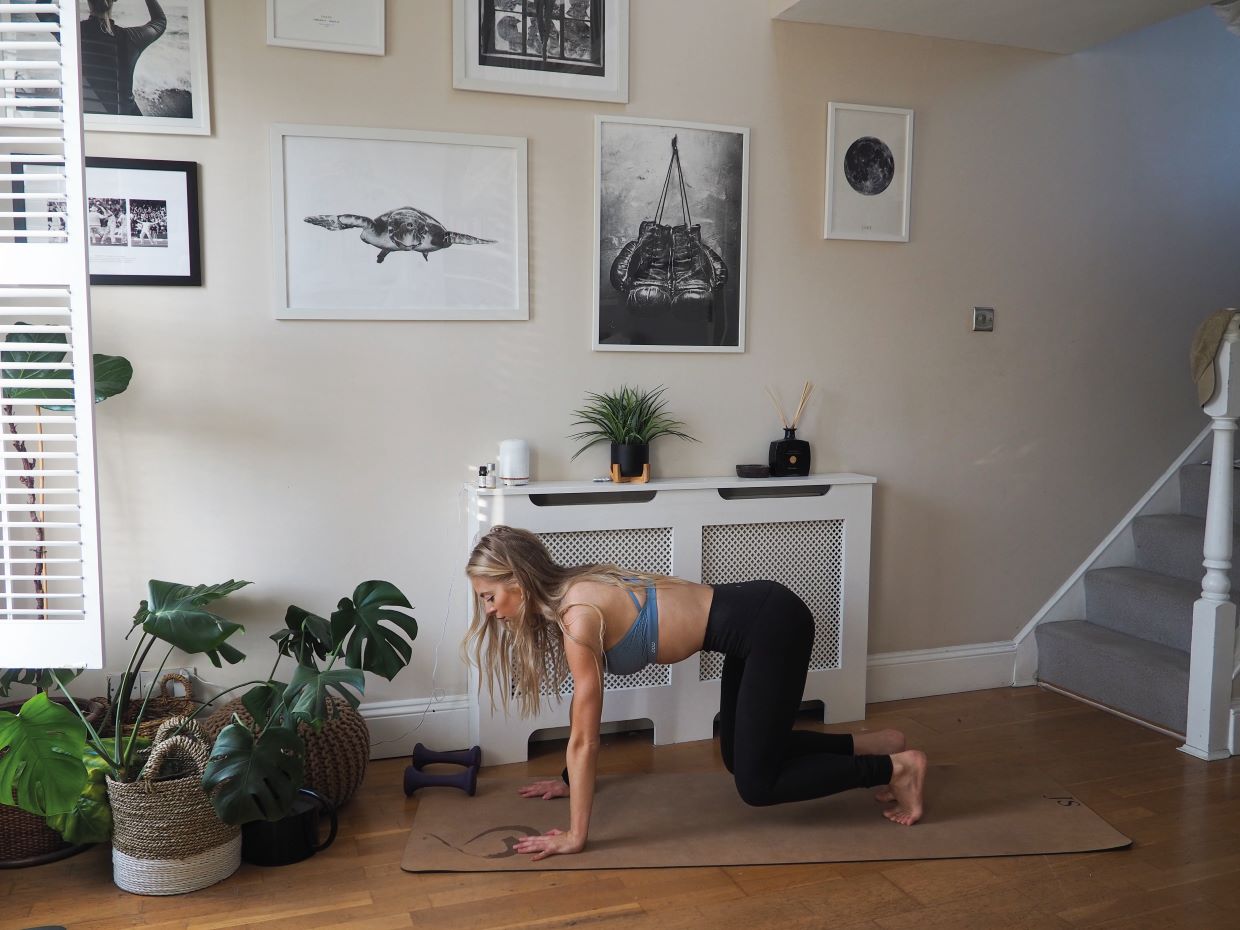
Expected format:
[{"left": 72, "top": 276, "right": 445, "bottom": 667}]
[{"left": 1034, "top": 462, "right": 1225, "bottom": 735}]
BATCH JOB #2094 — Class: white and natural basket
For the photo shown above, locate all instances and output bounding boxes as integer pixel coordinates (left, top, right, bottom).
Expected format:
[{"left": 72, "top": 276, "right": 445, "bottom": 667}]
[{"left": 105, "top": 718, "right": 240, "bottom": 896}]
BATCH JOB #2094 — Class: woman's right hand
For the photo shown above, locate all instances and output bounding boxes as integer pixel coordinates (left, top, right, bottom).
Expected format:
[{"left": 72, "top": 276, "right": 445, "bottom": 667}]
[{"left": 518, "top": 779, "right": 569, "bottom": 800}]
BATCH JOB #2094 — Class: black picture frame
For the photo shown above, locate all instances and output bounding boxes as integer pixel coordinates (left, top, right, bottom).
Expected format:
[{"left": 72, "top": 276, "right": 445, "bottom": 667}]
[{"left": 83, "top": 157, "right": 202, "bottom": 286}]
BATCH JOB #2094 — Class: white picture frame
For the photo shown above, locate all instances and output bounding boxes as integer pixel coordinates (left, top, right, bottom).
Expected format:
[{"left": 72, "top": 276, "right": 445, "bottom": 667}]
[
  {"left": 77, "top": 0, "right": 211, "bottom": 135},
  {"left": 271, "top": 124, "right": 529, "bottom": 321},
  {"left": 267, "top": 0, "right": 385, "bottom": 56},
  {"left": 453, "top": 0, "right": 628, "bottom": 103},
  {"left": 824, "top": 102, "right": 913, "bottom": 242},
  {"left": 594, "top": 115, "right": 749, "bottom": 353}
]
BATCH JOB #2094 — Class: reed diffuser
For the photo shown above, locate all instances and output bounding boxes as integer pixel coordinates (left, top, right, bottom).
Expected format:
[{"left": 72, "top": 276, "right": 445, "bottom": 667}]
[{"left": 765, "top": 381, "right": 814, "bottom": 477}]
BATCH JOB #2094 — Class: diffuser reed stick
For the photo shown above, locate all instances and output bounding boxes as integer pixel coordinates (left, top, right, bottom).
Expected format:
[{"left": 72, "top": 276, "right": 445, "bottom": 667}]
[
  {"left": 765, "top": 385, "right": 790, "bottom": 430},
  {"left": 790, "top": 380, "right": 814, "bottom": 430},
  {"left": 765, "top": 381, "right": 814, "bottom": 430}
]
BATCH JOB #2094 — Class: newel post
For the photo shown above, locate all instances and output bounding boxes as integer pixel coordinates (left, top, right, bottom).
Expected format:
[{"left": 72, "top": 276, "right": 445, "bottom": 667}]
[{"left": 1182, "top": 315, "right": 1240, "bottom": 760}]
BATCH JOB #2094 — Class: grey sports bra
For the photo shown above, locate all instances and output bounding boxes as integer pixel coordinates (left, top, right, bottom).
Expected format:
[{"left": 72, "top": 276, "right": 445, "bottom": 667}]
[{"left": 602, "top": 584, "right": 659, "bottom": 675}]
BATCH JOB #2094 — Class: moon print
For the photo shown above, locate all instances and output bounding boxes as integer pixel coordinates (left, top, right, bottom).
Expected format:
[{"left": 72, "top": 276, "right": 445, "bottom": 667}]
[{"left": 843, "top": 136, "right": 895, "bottom": 196}]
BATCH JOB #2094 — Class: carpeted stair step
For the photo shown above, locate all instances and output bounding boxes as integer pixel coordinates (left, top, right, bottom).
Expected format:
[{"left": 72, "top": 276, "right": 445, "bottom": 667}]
[
  {"left": 1083, "top": 566, "right": 1196, "bottom": 653},
  {"left": 1131, "top": 513, "right": 1239, "bottom": 584},
  {"left": 1178, "top": 462, "right": 1240, "bottom": 522},
  {"left": 1035, "top": 620, "right": 1188, "bottom": 734}
]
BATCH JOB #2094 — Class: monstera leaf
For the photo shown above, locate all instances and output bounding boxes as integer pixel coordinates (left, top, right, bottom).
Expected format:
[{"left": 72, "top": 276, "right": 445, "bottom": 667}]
[
  {"left": 329, "top": 581, "right": 418, "bottom": 681},
  {"left": 283, "top": 664, "right": 364, "bottom": 729},
  {"left": 203, "top": 721, "right": 305, "bottom": 824},
  {"left": 0, "top": 693, "right": 87, "bottom": 816},
  {"left": 271, "top": 605, "right": 333, "bottom": 666},
  {"left": 44, "top": 743, "right": 120, "bottom": 844},
  {"left": 240, "top": 680, "right": 288, "bottom": 731},
  {"left": 133, "top": 579, "right": 251, "bottom": 665},
  {"left": 0, "top": 326, "right": 132, "bottom": 409},
  {"left": 0, "top": 667, "right": 80, "bottom": 698}
]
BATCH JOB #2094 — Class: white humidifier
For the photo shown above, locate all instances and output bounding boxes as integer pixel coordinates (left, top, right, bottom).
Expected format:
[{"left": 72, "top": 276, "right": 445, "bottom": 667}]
[{"left": 497, "top": 439, "right": 530, "bottom": 486}]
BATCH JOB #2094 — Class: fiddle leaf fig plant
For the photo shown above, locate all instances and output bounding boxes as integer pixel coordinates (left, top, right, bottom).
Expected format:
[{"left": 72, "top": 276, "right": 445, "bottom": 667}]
[
  {"left": 0, "top": 325, "right": 132, "bottom": 614},
  {"left": 203, "top": 580, "right": 418, "bottom": 825}
]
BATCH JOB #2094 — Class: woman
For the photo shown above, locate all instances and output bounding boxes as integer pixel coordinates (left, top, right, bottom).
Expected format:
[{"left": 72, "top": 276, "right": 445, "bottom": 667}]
[{"left": 464, "top": 525, "right": 927, "bottom": 861}]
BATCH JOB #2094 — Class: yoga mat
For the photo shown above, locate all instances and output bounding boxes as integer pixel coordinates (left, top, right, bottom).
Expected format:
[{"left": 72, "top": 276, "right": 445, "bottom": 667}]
[{"left": 401, "top": 762, "right": 1130, "bottom": 872}]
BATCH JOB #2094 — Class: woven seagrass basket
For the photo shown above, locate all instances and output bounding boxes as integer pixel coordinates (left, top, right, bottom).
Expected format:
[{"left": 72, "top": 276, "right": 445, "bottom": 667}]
[
  {"left": 101, "top": 672, "right": 203, "bottom": 739},
  {"left": 106, "top": 717, "right": 240, "bottom": 895},
  {"left": 202, "top": 695, "right": 369, "bottom": 809}
]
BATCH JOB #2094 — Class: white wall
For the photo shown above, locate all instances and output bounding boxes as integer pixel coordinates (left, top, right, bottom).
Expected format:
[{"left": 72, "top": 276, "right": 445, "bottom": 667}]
[{"left": 80, "top": 2, "right": 1240, "bottom": 714}]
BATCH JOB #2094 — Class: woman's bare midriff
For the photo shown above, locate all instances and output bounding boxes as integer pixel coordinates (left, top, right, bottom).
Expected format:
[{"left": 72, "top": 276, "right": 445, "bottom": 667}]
[{"left": 562, "top": 579, "right": 714, "bottom": 664}]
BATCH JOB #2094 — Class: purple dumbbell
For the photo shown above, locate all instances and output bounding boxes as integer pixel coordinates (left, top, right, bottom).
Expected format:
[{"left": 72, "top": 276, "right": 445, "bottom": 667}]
[
  {"left": 402, "top": 743, "right": 482, "bottom": 796},
  {"left": 411, "top": 743, "right": 482, "bottom": 771}
]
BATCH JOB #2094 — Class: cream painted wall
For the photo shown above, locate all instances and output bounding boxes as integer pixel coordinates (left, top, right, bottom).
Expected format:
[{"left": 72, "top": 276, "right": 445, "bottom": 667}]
[{"left": 80, "top": 1, "right": 1240, "bottom": 708}]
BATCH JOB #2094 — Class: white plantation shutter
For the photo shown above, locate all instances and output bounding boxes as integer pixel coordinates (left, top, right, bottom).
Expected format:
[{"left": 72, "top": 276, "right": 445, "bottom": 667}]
[{"left": 0, "top": 1, "right": 104, "bottom": 668}]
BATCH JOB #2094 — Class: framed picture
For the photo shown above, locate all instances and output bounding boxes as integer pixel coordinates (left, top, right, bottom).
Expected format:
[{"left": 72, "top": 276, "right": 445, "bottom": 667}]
[
  {"left": 267, "top": 0, "right": 385, "bottom": 56},
  {"left": 77, "top": 158, "right": 202, "bottom": 285},
  {"left": 271, "top": 124, "right": 529, "bottom": 321},
  {"left": 71, "top": 0, "right": 212, "bottom": 135},
  {"left": 824, "top": 102, "right": 913, "bottom": 242},
  {"left": 15, "top": 158, "right": 202, "bottom": 284},
  {"left": 453, "top": 0, "right": 628, "bottom": 103},
  {"left": 594, "top": 116, "right": 748, "bottom": 353}
]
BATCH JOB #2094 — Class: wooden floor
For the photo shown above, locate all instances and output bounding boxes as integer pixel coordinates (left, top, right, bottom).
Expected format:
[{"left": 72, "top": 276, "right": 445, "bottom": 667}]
[{"left": 4, "top": 686, "right": 1239, "bottom": 929}]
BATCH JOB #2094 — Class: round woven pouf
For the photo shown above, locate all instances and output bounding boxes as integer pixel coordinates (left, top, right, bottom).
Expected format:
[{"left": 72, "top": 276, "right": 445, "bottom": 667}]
[{"left": 203, "top": 696, "right": 370, "bottom": 809}]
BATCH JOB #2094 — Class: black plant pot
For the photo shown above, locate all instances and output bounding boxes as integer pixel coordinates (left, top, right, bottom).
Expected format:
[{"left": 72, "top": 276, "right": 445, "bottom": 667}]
[
  {"left": 610, "top": 442, "right": 650, "bottom": 479},
  {"left": 241, "top": 788, "right": 337, "bottom": 867}
]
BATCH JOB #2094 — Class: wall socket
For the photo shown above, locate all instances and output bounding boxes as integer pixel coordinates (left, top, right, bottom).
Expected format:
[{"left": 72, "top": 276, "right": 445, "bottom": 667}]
[{"left": 972, "top": 306, "right": 995, "bottom": 332}]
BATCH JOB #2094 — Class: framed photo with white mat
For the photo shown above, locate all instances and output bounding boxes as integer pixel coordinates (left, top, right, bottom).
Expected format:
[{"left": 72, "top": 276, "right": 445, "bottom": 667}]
[{"left": 824, "top": 102, "right": 913, "bottom": 242}]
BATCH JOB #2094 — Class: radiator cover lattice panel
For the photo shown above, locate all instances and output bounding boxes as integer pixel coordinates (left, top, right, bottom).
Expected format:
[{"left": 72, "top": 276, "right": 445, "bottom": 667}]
[
  {"left": 698, "top": 519, "right": 844, "bottom": 680},
  {"left": 537, "top": 527, "right": 674, "bottom": 694}
]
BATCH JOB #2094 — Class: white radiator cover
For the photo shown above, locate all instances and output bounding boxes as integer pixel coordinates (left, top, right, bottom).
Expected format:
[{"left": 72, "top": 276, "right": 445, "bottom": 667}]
[{"left": 465, "top": 474, "right": 875, "bottom": 764}]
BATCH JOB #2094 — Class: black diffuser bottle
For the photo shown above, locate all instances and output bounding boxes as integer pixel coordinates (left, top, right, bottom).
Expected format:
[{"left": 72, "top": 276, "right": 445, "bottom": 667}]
[
  {"left": 769, "top": 427, "right": 810, "bottom": 477},
  {"left": 766, "top": 381, "right": 814, "bottom": 477}
]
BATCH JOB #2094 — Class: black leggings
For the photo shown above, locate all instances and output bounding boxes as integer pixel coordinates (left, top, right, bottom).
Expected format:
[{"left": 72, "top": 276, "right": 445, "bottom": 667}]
[{"left": 705, "top": 580, "right": 893, "bottom": 806}]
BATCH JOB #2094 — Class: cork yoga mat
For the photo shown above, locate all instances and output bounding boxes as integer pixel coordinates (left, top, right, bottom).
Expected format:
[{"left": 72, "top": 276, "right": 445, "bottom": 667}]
[{"left": 401, "top": 762, "right": 1130, "bottom": 872}]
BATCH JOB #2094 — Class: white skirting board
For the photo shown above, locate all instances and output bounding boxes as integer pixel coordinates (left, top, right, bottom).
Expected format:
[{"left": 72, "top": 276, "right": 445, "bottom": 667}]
[
  {"left": 363, "top": 642, "right": 1026, "bottom": 761},
  {"left": 362, "top": 695, "right": 472, "bottom": 761},
  {"left": 866, "top": 641, "right": 1019, "bottom": 703}
]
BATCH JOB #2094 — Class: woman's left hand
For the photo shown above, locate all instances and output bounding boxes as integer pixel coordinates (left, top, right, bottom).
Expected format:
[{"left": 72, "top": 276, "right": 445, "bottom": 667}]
[{"left": 513, "top": 828, "right": 583, "bottom": 860}]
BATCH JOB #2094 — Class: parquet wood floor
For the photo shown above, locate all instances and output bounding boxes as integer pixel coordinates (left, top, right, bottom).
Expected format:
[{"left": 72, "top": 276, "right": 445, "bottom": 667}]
[{"left": 4, "top": 687, "right": 1238, "bottom": 929}]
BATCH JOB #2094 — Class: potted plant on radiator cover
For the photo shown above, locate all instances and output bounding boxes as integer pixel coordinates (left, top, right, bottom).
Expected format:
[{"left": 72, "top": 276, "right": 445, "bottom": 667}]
[{"left": 569, "top": 384, "right": 697, "bottom": 483}]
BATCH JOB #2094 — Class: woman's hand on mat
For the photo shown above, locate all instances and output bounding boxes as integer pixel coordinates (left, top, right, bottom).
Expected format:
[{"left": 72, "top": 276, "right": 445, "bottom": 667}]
[
  {"left": 518, "top": 779, "right": 569, "bottom": 800},
  {"left": 513, "top": 828, "right": 583, "bottom": 860}
]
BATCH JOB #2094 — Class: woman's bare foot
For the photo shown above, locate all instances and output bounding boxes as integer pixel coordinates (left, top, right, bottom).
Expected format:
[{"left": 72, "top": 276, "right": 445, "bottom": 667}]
[{"left": 881, "top": 750, "right": 927, "bottom": 825}]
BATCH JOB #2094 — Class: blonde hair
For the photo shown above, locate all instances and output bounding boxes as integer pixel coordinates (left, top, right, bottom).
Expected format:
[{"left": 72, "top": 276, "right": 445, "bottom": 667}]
[{"left": 462, "top": 525, "right": 663, "bottom": 718}]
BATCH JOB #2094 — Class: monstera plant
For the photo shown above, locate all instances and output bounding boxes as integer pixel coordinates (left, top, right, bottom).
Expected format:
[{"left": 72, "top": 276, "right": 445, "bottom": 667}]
[
  {"left": 0, "top": 579, "right": 251, "bottom": 843},
  {"left": 0, "top": 578, "right": 418, "bottom": 837},
  {"left": 202, "top": 580, "right": 418, "bottom": 825}
]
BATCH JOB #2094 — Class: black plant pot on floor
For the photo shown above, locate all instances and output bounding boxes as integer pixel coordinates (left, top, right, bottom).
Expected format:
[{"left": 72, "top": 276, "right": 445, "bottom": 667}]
[{"left": 610, "top": 442, "right": 650, "bottom": 482}]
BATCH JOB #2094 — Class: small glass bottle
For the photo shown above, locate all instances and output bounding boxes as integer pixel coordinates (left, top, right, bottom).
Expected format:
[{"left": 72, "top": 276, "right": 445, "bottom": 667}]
[
  {"left": 477, "top": 465, "right": 488, "bottom": 489},
  {"left": 485, "top": 463, "right": 497, "bottom": 489}
]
